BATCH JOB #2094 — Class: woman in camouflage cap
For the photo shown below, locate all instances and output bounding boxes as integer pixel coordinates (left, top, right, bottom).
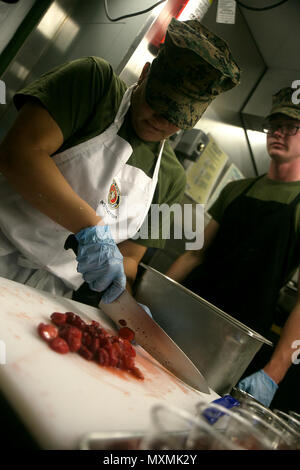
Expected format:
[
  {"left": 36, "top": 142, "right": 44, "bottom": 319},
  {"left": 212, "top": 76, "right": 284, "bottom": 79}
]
[
  {"left": 0, "top": 18, "right": 240, "bottom": 309},
  {"left": 134, "top": 17, "right": 240, "bottom": 133}
]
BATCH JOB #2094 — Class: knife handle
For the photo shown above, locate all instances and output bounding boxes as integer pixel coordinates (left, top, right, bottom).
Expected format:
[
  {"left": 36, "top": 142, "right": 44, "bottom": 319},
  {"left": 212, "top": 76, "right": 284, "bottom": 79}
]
[{"left": 64, "top": 234, "right": 104, "bottom": 306}]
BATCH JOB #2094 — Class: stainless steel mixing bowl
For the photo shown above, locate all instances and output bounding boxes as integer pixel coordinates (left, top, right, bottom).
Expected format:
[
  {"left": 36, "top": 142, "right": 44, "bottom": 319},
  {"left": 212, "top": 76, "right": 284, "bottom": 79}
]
[{"left": 135, "top": 263, "right": 273, "bottom": 395}]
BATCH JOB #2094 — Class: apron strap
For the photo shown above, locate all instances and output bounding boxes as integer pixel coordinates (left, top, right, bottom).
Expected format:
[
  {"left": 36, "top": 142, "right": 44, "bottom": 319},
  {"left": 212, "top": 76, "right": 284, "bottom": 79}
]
[
  {"left": 245, "top": 174, "right": 300, "bottom": 208},
  {"left": 114, "top": 85, "right": 135, "bottom": 126},
  {"left": 290, "top": 190, "right": 300, "bottom": 207},
  {"left": 241, "top": 174, "right": 266, "bottom": 196},
  {"left": 152, "top": 139, "right": 165, "bottom": 180}
]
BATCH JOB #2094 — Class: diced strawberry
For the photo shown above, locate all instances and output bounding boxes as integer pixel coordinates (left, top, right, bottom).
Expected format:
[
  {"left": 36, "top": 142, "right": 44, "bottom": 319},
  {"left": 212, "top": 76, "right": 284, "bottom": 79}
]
[
  {"left": 119, "top": 338, "right": 136, "bottom": 357},
  {"left": 110, "top": 342, "right": 121, "bottom": 367},
  {"left": 118, "top": 327, "right": 135, "bottom": 343},
  {"left": 66, "top": 312, "right": 76, "bottom": 324},
  {"left": 66, "top": 312, "right": 86, "bottom": 330},
  {"left": 63, "top": 326, "right": 82, "bottom": 352},
  {"left": 91, "top": 337, "right": 100, "bottom": 353},
  {"left": 82, "top": 331, "right": 92, "bottom": 347},
  {"left": 131, "top": 366, "right": 144, "bottom": 380},
  {"left": 97, "top": 348, "right": 110, "bottom": 366},
  {"left": 38, "top": 313, "right": 143, "bottom": 380},
  {"left": 50, "top": 312, "right": 67, "bottom": 326},
  {"left": 123, "top": 355, "right": 135, "bottom": 370},
  {"left": 78, "top": 345, "right": 93, "bottom": 361},
  {"left": 38, "top": 323, "right": 58, "bottom": 342},
  {"left": 50, "top": 337, "right": 69, "bottom": 354}
]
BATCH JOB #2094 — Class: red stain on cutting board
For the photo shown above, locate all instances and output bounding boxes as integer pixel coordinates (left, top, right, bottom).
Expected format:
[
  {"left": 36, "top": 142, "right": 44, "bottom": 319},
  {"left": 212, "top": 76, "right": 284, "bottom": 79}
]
[
  {"left": 0, "top": 285, "right": 45, "bottom": 305},
  {"left": 12, "top": 312, "right": 32, "bottom": 320},
  {"left": 65, "top": 344, "right": 191, "bottom": 400},
  {"left": 66, "top": 353, "right": 134, "bottom": 396},
  {"left": 135, "top": 349, "right": 190, "bottom": 396}
]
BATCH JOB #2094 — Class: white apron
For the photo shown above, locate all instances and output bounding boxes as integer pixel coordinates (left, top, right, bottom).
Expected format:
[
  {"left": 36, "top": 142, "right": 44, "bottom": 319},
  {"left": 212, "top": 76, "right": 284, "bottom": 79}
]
[{"left": 0, "top": 85, "right": 165, "bottom": 296}]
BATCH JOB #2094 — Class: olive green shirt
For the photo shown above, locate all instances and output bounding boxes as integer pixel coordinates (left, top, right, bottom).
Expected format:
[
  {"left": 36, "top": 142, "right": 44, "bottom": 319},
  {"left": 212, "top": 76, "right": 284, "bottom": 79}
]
[
  {"left": 13, "top": 56, "right": 186, "bottom": 248},
  {"left": 209, "top": 175, "right": 300, "bottom": 232}
]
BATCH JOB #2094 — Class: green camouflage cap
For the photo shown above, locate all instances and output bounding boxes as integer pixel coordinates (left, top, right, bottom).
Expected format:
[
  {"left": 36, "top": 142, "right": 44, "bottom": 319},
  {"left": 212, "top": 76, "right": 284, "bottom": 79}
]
[
  {"left": 267, "top": 87, "right": 300, "bottom": 121},
  {"left": 145, "top": 17, "right": 241, "bottom": 129}
]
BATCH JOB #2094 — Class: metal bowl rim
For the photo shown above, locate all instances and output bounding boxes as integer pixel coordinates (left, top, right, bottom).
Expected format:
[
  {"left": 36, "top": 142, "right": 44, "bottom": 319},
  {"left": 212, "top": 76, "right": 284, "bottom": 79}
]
[{"left": 139, "top": 263, "right": 272, "bottom": 346}]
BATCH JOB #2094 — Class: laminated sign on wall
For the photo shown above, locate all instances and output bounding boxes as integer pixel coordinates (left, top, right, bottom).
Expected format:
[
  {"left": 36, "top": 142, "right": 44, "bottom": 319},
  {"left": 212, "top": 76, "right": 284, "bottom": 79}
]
[{"left": 185, "top": 133, "right": 228, "bottom": 203}]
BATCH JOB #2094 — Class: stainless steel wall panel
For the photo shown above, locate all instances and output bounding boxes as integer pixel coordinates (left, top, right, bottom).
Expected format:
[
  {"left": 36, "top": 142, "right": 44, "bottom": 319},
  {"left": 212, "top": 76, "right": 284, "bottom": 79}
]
[
  {"left": 0, "top": 0, "right": 160, "bottom": 137},
  {"left": 0, "top": 0, "right": 36, "bottom": 54}
]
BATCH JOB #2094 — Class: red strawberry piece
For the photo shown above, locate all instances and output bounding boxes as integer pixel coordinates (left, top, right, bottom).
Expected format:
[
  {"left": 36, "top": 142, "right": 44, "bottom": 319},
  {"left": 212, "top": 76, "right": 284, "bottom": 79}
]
[
  {"left": 119, "top": 338, "right": 136, "bottom": 357},
  {"left": 131, "top": 366, "right": 144, "bottom": 380},
  {"left": 38, "top": 323, "right": 58, "bottom": 342},
  {"left": 91, "top": 337, "right": 100, "bottom": 353},
  {"left": 118, "top": 327, "right": 135, "bottom": 343},
  {"left": 63, "top": 326, "right": 82, "bottom": 352},
  {"left": 49, "top": 337, "right": 69, "bottom": 354},
  {"left": 123, "top": 355, "right": 135, "bottom": 370},
  {"left": 97, "top": 348, "right": 110, "bottom": 366},
  {"left": 78, "top": 345, "right": 93, "bottom": 361},
  {"left": 58, "top": 324, "right": 71, "bottom": 339},
  {"left": 50, "top": 312, "right": 67, "bottom": 326},
  {"left": 66, "top": 312, "right": 76, "bottom": 324},
  {"left": 110, "top": 342, "right": 122, "bottom": 367},
  {"left": 82, "top": 331, "right": 92, "bottom": 348},
  {"left": 66, "top": 312, "right": 86, "bottom": 330},
  {"left": 71, "top": 315, "right": 86, "bottom": 330}
]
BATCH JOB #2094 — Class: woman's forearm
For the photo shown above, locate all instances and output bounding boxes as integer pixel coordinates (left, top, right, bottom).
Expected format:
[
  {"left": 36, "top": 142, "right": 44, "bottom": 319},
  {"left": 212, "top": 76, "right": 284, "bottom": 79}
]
[
  {"left": 263, "top": 303, "right": 300, "bottom": 383},
  {"left": 0, "top": 146, "right": 101, "bottom": 233},
  {"left": 166, "top": 219, "right": 220, "bottom": 283},
  {"left": 166, "top": 250, "right": 203, "bottom": 283},
  {"left": 0, "top": 100, "right": 102, "bottom": 234}
]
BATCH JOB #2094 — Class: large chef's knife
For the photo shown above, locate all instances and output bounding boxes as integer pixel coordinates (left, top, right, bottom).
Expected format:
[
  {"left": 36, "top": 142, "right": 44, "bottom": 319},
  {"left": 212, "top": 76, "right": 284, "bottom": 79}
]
[{"left": 65, "top": 235, "right": 209, "bottom": 394}]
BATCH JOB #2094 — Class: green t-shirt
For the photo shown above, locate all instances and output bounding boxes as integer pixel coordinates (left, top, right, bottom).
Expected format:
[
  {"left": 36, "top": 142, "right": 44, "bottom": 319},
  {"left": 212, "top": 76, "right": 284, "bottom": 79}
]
[
  {"left": 13, "top": 56, "right": 186, "bottom": 249},
  {"left": 209, "top": 175, "right": 300, "bottom": 233}
]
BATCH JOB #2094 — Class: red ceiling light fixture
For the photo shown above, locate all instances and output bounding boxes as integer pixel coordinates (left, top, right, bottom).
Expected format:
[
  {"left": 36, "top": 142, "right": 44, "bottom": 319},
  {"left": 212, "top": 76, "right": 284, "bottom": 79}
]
[{"left": 146, "top": 0, "right": 191, "bottom": 55}]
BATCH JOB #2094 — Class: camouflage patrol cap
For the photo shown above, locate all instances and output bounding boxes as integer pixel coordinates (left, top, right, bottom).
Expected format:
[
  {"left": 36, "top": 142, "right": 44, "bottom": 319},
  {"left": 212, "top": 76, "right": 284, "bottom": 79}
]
[
  {"left": 267, "top": 87, "right": 300, "bottom": 121},
  {"left": 145, "top": 17, "right": 241, "bottom": 129}
]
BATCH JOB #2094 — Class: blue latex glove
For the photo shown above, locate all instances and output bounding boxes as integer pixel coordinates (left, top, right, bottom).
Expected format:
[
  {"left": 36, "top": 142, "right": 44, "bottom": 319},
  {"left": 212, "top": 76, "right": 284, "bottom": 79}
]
[
  {"left": 138, "top": 302, "right": 152, "bottom": 318},
  {"left": 237, "top": 369, "right": 278, "bottom": 407},
  {"left": 75, "top": 225, "right": 126, "bottom": 304}
]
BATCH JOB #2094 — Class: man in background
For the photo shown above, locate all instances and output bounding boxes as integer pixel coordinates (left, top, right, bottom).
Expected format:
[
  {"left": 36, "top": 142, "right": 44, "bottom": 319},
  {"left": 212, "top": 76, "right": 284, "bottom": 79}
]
[{"left": 167, "top": 87, "right": 300, "bottom": 412}]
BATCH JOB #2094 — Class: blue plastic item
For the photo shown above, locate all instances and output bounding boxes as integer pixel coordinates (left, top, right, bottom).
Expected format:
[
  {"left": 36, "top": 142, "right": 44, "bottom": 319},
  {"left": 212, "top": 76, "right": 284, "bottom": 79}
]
[{"left": 202, "top": 395, "right": 240, "bottom": 425}]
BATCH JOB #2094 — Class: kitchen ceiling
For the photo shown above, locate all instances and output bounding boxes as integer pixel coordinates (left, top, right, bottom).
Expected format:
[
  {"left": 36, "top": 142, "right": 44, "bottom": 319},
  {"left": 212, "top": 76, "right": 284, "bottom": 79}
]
[
  {"left": 238, "top": 0, "right": 300, "bottom": 126},
  {"left": 240, "top": 0, "right": 300, "bottom": 70}
]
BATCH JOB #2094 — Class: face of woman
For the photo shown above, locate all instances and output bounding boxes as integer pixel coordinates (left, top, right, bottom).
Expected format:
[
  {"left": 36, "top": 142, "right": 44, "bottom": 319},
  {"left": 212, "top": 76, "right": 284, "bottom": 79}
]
[{"left": 130, "top": 76, "right": 180, "bottom": 142}]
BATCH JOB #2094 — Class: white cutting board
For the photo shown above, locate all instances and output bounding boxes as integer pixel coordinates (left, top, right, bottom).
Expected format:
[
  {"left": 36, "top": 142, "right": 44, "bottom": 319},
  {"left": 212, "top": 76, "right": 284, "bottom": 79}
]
[{"left": 0, "top": 276, "right": 219, "bottom": 450}]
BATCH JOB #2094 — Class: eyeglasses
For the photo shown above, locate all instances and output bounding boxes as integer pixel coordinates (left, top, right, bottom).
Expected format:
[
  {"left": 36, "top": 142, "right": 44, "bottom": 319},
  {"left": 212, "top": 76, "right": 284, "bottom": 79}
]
[{"left": 262, "top": 122, "right": 300, "bottom": 136}]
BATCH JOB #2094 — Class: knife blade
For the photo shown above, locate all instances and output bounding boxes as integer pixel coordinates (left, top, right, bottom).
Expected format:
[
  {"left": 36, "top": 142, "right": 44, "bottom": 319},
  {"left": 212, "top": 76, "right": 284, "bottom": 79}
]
[
  {"left": 64, "top": 234, "right": 209, "bottom": 393},
  {"left": 100, "top": 290, "right": 209, "bottom": 393}
]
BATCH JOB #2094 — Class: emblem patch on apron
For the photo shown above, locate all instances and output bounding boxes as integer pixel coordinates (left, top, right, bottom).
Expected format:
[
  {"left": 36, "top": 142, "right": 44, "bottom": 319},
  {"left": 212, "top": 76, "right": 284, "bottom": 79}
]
[{"left": 108, "top": 179, "right": 120, "bottom": 209}]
